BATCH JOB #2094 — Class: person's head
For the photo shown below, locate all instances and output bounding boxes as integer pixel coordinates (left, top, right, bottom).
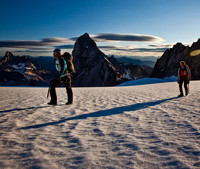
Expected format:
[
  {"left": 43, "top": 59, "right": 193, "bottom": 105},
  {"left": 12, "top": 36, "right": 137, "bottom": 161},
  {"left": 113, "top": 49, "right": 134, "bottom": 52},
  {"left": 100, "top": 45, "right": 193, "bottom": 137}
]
[
  {"left": 53, "top": 49, "right": 62, "bottom": 59},
  {"left": 180, "top": 61, "right": 186, "bottom": 69}
]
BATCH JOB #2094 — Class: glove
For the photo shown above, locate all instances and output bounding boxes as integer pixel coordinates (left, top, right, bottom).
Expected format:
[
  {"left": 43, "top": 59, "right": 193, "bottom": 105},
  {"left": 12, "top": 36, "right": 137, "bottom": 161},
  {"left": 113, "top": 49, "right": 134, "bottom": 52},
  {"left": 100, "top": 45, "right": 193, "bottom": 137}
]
[
  {"left": 187, "top": 80, "right": 190, "bottom": 84},
  {"left": 177, "top": 80, "right": 179, "bottom": 84}
]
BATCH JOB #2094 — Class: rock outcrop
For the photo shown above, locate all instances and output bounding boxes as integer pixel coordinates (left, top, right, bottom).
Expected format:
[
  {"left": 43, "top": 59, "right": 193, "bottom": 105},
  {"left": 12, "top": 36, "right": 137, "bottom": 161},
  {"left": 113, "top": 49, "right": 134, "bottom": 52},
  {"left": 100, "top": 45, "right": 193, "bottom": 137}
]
[
  {"left": 152, "top": 39, "right": 200, "bottom": 80},
  {"left": 72, "top": 33, "right": 120, "bottom": 87}
]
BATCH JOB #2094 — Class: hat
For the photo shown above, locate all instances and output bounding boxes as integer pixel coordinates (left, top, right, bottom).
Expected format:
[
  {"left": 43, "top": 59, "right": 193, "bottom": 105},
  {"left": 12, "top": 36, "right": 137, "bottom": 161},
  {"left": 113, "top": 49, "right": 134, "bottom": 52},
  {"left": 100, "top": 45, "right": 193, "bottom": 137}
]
[{"left": 53, "top": 48, "right": 62, "bottom": 54}]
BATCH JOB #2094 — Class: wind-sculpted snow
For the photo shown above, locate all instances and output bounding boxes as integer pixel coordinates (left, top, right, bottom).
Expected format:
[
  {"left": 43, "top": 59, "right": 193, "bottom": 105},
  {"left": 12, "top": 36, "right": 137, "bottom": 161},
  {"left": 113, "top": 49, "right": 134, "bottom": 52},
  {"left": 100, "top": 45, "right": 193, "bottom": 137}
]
[{"left": 0, "top": 81, "right": 200, "bottom": 168}]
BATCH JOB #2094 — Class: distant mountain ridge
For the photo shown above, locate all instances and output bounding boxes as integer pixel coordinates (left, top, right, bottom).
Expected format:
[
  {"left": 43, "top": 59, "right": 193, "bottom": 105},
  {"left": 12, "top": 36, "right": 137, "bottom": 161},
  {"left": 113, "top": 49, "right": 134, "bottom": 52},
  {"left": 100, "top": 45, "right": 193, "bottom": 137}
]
[
  {"left": 152, "top": 39, "right": 200, "bottom": 80},
  {"left": 116, "top": 56, "right": 155, "bottom": 67},
  {"left": 6, "top": 33, "right": 200, "bottom": 86},
  {"left": 0, "top": 52, "right": 55, "bottom": 86}
]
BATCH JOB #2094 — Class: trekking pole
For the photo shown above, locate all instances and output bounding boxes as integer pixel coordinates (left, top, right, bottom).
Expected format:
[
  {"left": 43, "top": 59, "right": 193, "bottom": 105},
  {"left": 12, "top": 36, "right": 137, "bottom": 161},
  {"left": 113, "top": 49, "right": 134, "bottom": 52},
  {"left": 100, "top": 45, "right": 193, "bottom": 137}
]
[
  {"left": 188, "top": 83, "right": 189, "bottom": 94},
  {"left": 47, "top": 86, "right": 51, "bottom": 98}
]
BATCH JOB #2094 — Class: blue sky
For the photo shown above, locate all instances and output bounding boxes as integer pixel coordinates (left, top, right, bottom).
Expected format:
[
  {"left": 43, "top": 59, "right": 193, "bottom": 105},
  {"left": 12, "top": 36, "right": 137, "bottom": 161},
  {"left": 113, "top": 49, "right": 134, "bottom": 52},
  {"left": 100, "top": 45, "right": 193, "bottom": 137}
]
[{"left": 0, "top": 0, "right": 200, "bottom": 58}]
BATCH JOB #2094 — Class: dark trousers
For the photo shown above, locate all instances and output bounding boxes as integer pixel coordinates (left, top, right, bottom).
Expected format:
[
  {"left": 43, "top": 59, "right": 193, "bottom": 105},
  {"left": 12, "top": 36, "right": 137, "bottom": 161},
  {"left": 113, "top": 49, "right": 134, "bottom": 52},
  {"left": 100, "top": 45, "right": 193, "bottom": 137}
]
[
  {"left": 179, "top": 78, "right": 188, "bottom": 95},
  {"left": 50, "top": 75, "right": 73, "bottom": 104}
]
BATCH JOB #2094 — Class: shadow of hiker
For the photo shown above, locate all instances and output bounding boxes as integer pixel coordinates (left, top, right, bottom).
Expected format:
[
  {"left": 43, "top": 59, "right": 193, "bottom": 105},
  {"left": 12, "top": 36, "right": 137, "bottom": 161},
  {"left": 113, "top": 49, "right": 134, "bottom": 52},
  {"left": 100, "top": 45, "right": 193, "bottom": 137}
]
[
  {"left": 0, "top": 106, "right": 50, "bottom": 113},
  {"left": 19, "top": 97, "right": 178, "bottom": 130}
]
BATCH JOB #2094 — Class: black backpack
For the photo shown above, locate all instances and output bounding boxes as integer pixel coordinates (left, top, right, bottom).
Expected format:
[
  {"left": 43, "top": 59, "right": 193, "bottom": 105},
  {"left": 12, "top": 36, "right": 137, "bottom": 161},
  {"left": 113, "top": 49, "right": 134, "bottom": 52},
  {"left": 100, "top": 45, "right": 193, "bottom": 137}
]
[{"left": 62, "top": 52, "right": 75, "bottom": 74}]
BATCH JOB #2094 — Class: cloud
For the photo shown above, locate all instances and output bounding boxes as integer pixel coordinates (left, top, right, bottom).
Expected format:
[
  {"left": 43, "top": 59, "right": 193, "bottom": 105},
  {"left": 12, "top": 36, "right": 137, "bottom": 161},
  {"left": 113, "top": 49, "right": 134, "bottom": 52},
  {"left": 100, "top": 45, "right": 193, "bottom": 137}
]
[
  {"left": 54, "top": 45, "right": 74, "bottom": 49},
  {"left": 98, "top": 45, "right": 167, "bottom": 53},
  {"left": 70, "top": 33, "right": 164, "bottom": 43},
  {"left": 97, "top": 44, "right": 168, "bottom": 58},
  {"left": 14, "top": 50, "right": 52, "bottom": 53},
  {"left": 130, "top": 48, "right": 167, "bottom": 53},
  {"left": 0, "top": 40, "right": 44, "bottom": 48},
  {"left": 42, "top": 37, "right": 73, "bottom": 43},
  {"left": 93, "top": 33, "right": 164, "bottom": 42},
  {"left": 0, "top": 37, "right": 73, "bottom": 48},
  {"left": 149, "top": 44, "right": 173, "bottom": 48}
]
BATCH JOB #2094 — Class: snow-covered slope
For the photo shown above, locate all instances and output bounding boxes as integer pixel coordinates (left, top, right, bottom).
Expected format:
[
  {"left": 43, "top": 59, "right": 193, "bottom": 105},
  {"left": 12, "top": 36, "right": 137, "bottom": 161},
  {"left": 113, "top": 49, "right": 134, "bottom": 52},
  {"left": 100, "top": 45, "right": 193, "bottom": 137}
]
[
  {"left": 0, "top": 81, "right": 200, "bottom": 169},
  {"left": 118, "top": 76, "right": 177, "bottom": 86}
]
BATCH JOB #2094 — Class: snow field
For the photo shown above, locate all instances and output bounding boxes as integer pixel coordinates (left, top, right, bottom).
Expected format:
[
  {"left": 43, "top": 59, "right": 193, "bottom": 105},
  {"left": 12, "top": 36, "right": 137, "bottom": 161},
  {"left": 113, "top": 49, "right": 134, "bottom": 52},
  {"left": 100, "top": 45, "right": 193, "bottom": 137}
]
[{"left": 0, "top": 81, "right": 200, "bottom": 169}]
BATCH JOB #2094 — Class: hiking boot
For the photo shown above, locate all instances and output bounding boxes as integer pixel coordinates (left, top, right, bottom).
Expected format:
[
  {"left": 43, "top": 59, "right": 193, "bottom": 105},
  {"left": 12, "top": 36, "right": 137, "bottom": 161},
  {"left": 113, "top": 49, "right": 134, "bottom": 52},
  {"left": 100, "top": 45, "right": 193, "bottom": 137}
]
[
  {"left": 66, "top": 102, "right": 73, "bottom": 105},
  {"left": 47, "top": 101, "right": 57, "bottom": 105},
  {"left": 178, "top": 93, "right": 184, "bottom": 97}
]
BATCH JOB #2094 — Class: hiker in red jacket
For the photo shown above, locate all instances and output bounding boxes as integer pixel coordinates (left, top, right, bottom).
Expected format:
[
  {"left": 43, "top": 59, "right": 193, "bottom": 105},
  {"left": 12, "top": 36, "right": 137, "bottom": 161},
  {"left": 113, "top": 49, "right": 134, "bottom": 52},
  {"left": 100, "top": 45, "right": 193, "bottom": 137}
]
[{"left": 177, "top": 61, "right": 191, "bottom": 97}]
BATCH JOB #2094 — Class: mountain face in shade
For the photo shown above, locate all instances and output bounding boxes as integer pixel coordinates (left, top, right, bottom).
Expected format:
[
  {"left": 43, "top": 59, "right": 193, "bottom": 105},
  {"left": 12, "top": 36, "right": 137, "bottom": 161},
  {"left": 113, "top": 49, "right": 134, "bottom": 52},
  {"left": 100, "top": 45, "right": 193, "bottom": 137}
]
[
  {"left": 71, "top": 33, "right": 153, "bottom": 87},
  {"left": 151, "top": 39, "right": 200, "bottom": 80},
  {"left": 71, "top": 33, "right": 120, "bottom": 87}
]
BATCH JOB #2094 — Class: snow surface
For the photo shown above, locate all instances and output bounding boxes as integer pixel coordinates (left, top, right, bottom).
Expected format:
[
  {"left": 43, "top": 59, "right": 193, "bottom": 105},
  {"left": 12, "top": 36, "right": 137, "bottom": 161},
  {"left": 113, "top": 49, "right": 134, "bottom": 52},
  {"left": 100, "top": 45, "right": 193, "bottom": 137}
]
[
  {"left": 118, "top": 76, "right": 178, "bottom": 86},
  {"left": 0, "top": 81, "right": 200, "bottom": 169}
]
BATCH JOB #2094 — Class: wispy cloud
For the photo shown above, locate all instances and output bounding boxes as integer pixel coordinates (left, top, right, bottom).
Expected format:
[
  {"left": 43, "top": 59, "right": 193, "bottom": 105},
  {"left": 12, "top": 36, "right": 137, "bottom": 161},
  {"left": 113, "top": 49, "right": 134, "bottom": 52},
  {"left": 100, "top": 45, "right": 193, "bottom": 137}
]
[
  {"left": 97, "top": 44, "right": 167, "bottom": 57},
  {"left": 148, "top": 44, "right": 173, "bottom": 48},
  {"left": 54, "top": 45, "right": 74, "bottom": 49},
  {"left": 0, "top": 33, "right": 166, "bottom": 57},
  {"left": 14, "top": 50, "right": 52, "bottom": 53},
  {"left": 0, "top": 37, "right": 73, "bottom": 48},
  {"left": 93, "top": 33, "right": 164, "bottom": 42},
  {"left": 70, "top": 33, "right": 164, "bottom": 43},
  {"left": 98, "top": 45, "right": 167, "bottom": 53},
  {"left": 42, "top": 37, "right": 72, "bottom": 44}
]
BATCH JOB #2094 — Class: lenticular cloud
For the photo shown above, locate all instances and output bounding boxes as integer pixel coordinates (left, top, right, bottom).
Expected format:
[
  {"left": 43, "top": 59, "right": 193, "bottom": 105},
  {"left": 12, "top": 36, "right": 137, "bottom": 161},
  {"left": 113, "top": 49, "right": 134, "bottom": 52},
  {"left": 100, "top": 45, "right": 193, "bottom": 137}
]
[{"left": 92, "top": 33, "right": 164, "bottom": 42}]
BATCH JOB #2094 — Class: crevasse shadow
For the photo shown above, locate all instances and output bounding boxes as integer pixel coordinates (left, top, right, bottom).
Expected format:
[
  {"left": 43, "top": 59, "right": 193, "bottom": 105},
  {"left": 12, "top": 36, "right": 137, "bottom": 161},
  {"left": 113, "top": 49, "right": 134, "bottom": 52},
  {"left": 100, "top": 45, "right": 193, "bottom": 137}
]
[{"left": 19, "top": 97, "right": 178, "bottom": 130}]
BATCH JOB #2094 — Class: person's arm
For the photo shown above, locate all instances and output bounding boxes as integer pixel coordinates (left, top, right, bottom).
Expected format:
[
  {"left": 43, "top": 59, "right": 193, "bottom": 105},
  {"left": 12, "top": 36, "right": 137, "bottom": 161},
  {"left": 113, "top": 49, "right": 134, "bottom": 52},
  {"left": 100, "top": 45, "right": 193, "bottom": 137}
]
[{"left": 55, "top": 58, "right": 66, "bottom": 79}]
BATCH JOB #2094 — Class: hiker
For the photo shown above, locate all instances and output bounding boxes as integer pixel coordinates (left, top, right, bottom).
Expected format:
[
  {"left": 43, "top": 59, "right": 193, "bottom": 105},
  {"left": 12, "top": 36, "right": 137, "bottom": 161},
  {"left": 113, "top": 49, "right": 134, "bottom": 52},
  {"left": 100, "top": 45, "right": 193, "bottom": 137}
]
[
  {"left": 48, "top": 49, "right": 74, "bottom": 105},
  {"left": 177, "top": 61, "right": 191, "bottom": 97}
]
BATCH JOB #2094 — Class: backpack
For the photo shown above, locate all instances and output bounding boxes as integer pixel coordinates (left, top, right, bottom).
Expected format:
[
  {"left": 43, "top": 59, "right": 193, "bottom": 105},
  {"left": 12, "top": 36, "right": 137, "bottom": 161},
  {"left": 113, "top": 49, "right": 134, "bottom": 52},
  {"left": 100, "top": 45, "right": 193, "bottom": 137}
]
[{"left": 62, "top": 52, "right": 75, "bottom": 74}]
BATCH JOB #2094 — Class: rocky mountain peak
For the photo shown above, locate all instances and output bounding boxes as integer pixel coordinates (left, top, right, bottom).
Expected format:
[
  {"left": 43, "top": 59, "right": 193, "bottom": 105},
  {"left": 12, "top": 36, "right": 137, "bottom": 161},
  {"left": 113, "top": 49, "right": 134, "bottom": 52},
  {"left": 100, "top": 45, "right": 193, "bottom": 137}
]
[
  {"left": 152, "top": 38, "right": 200, "bottom": 80},
  {"left": 72, "top": 33, "right": 106, "bottom": 71},
  {"left": 71, "top": 33, "right": 152, "bottom": 87},
  {"left": 168, "top": 43, "right": 186, "bottom": 56},
  {"left": 72, "top": 33, "right": 99, "bottom": 63},
  {"left": 71, "top": 33, "right": 119, "bottom": 87},
  {"left": 190, "top": 38, "right": 200, "bottom": 50},
  {"left": 3, "top": 51, "right": 14, "bottom": 62},
  {"left": 82, "top": 32, "right": 90, "bottom": 39}
]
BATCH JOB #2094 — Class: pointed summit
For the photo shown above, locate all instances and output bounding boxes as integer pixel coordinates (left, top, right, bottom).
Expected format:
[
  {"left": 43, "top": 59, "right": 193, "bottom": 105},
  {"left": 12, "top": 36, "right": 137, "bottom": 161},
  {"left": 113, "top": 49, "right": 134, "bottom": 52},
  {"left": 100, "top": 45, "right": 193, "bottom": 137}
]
[
  {"left": 72, "top": 33, "right": 98, "bottom": 59},
  {"left": 82, "top": 32, "right": 90, "bottom": 38},
  {"left": 71, "top": 33, "right": 119, "bottom": 87},
  {"left": 4, "top": 51, "right": 14, "bottom": 62}
]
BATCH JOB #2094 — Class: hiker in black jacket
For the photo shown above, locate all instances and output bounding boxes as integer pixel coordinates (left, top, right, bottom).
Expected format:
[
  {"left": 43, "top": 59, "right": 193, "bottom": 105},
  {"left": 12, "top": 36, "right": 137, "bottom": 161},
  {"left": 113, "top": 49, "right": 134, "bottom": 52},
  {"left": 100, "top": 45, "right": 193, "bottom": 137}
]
[{"left": 48, "top": 49, "right": 73, "bottom": 105}]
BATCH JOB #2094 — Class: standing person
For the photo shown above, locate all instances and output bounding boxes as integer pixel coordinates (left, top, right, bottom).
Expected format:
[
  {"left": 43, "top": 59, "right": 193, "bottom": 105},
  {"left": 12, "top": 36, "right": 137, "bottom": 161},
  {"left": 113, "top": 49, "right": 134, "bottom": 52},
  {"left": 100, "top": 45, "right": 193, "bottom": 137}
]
[
  {"left": 48, "top": 49, "right": 74, "bottom": 105},
  {"left": 177, "top": 61, "right": 191, "bottom": 97}
]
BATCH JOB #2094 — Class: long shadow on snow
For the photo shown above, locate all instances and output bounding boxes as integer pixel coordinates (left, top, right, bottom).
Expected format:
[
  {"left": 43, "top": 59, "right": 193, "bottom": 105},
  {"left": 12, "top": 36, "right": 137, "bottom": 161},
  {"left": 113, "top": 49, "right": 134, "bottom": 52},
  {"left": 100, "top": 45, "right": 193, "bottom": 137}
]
[
  {"left": 0, "top": 106, "right": 50, "bottom": 113},
  {"left": 19, "top": 97, "right": 178, "bottom": 130}
]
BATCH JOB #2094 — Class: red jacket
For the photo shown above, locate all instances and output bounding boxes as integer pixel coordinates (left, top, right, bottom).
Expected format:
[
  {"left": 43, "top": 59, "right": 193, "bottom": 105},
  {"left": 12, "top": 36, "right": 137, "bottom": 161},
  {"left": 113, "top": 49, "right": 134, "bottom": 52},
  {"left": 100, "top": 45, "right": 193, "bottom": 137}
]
[{"left": 178, "top": 65, "right": 191, "bottom": 81}]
